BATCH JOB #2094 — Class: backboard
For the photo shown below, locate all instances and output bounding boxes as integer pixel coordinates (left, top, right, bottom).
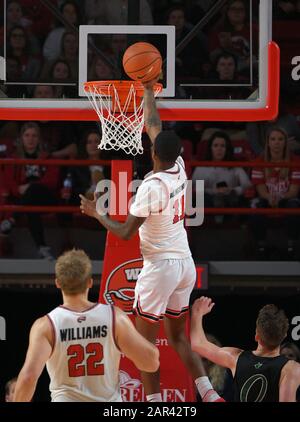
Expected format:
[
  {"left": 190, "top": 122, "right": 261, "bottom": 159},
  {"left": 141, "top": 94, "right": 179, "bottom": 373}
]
[{"left": 0, "top": 0, "right": 278, "bottom": 121}]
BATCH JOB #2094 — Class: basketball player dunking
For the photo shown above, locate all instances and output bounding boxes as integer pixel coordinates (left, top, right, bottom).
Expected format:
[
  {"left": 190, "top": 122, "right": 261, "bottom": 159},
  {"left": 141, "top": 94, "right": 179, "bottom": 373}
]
[
  {"left": 191, "top": 297, "right": 300, "bottom": 402},
  {"left": 80, "top": 79, "right": 224, "bottom": 402},
  {"left": 13, "top": 249, "right": 159, "bottom": 402}
]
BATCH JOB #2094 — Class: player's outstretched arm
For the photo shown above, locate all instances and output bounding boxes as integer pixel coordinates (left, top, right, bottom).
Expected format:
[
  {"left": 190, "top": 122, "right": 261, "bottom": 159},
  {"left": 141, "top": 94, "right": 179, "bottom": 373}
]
[
  {"left": 143, "top": 79, "right": 162, "bottom": 144},
  {"left": 279, "top": 360, "right": 300, "bottom": 402},
  {"left": 13, "top": 316, "right": 53, "bottom": 402},
  {"left": 80, "top": 193, "right": 146, "bottom": 240},
  {"left": 114, "top": 307, "right": 159, "bottom": 372},
  {"left": 191, "top": 297, "right": 241, "bottom": 372}
]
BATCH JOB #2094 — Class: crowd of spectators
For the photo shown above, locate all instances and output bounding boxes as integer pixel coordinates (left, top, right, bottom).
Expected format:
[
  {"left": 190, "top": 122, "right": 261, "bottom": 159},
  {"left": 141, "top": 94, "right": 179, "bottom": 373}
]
[
  {"left": 1, "top": 116, "right": 300, "bottom": 260},
  {"left": 0, "top": 0, "right": 300, "bottom": 260},
  {"left": 0, "top": 0, "right": 297, "bottom": 102},
  {"left": 0, "top": 0, "right": 260, "bottom": 100},
  {"left": 0, "top": 1, "right": 299, "bottom": 101}
]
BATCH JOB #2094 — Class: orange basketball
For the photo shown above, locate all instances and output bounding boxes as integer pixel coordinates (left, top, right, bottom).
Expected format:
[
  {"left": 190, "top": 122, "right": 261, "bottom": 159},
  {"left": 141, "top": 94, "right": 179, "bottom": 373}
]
[{"left": 123, "top": 42, "right": 162, "bottom": 82}]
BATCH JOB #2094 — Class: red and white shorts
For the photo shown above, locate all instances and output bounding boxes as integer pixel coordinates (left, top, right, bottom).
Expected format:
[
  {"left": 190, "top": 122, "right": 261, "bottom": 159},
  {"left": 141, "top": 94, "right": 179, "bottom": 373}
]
[{"left": 133, "top": 256, "right": 196, "bottom": 323}]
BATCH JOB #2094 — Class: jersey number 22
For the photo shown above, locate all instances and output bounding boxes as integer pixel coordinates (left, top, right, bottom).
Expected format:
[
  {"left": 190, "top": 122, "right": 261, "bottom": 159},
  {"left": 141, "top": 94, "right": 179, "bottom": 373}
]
[{"left": 67, "top": 343, "right": 104, "bottom": 377}]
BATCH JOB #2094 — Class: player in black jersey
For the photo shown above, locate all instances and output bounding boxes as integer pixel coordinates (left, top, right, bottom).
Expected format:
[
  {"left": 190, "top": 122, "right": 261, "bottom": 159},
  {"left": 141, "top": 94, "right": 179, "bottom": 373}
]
[{"left": 190, "top": 297, "right": 300, "bottom": 402}]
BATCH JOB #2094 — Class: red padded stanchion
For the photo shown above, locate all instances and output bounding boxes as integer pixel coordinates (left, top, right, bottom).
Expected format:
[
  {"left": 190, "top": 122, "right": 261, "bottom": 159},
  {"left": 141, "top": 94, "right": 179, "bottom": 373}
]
[{"left": 98, "top": 160, "right": 196, "bottom": 402}]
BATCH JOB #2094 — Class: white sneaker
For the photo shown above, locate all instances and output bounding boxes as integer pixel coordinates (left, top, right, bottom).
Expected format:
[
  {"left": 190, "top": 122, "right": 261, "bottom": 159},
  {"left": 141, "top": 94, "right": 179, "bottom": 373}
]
[{"left": 38, "top": 246, "right": 54, "bottom": 260}]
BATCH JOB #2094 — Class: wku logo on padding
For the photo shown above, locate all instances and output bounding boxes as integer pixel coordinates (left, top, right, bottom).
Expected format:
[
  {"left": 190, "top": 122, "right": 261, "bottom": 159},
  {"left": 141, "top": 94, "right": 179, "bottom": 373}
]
[{"left": 104, "top": 259, "right": 143, "bottom": 313}]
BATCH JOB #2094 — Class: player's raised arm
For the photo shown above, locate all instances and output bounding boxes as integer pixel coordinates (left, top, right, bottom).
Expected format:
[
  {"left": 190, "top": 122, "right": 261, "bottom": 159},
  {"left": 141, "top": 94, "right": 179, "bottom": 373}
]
[
  {"left": 279, "top": 360, "right": 300, "bottom": 402},
  {"left": 114, "top": 307, "right": 159, "bottom": 373},
  {"left": 143, "top": 79, "right": 162, "bottom": 144},
  {"left": 79, "top": 193, "right": 146, "bottom": 240},
  {"left": 191, "top": 297, "right": 241, "bottom": 372}
]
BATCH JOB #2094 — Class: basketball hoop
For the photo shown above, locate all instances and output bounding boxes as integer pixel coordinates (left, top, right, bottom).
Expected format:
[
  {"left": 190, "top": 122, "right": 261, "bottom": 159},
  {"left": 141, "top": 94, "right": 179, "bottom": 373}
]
[{"left": 83, "top": 80, "right": 162, "bottom": 156}]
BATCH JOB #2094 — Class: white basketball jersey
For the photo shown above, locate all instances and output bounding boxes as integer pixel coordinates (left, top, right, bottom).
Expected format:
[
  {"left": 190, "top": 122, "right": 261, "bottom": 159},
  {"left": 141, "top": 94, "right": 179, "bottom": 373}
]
[
  {"left": 47, "top": 303, "right": 121, "bottom": 402},
  {"left": 130, "top": 156, "right": 191, "bottom": 262}
]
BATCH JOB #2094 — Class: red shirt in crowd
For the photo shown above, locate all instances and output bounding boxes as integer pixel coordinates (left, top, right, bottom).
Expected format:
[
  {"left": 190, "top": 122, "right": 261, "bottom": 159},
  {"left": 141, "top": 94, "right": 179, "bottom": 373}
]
[{"left": 252, "top": 157, "right": 300, "bottom": 202}]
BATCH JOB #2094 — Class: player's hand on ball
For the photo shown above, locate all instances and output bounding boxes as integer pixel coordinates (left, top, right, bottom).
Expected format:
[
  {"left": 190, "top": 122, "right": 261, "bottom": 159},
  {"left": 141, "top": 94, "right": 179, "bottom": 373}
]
[{"left": 142, "top": 74, "right": 161, "bottom": 89}]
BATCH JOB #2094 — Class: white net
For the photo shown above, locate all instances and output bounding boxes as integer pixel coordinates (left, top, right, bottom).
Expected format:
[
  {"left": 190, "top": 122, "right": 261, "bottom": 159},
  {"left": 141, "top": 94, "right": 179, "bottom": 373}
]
[{"left": 84, "top": 82, "right": 160, "bottom": 156}]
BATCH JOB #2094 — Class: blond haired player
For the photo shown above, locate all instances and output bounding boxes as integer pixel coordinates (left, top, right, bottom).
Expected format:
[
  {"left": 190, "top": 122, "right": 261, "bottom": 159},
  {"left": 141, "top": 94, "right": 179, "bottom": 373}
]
[
  {"left": 80, "top": 79, "right": 224, "bottom": 403},
  {"left": 13, "top": 249, "right": 159, "bottom": 402}
]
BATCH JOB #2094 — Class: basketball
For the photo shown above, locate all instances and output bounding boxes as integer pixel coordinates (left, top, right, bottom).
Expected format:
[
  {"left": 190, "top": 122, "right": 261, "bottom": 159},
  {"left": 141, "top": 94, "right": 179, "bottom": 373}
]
[{"left": 123, "top": 42, "right": 162, "bottom": 82}]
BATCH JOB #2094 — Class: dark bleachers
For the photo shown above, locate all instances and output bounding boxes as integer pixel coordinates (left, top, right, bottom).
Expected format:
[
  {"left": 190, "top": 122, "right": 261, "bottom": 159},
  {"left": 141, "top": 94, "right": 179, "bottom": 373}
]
[{"left": 273, "top": 20, "right": 300, "bottom": 72}]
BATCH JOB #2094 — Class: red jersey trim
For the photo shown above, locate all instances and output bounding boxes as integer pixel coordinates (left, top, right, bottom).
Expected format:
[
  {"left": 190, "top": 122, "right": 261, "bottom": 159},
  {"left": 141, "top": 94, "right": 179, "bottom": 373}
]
[
  {"left": 161, "top": 163, "right": 180, "bottom": 175},
  {"left": 46, "top": 314, "right": 56, "bottom": 358},
  {"left": 165, "top": 306, "right": 189, "bottom": 319},
  {"left": 134, "top": 299, "right": 163, "bottom": 323},
  {"left": 110, "top": 305, "right": 121, "bottom": 352},
  {"left": 59, "top": 303, "right": 99, "bottom": 313}
]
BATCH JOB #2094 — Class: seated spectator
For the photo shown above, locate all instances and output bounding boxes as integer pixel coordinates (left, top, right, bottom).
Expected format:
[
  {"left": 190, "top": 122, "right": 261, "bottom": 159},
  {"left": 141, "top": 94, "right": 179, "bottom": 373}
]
[
  {"left": 250, "top": 127, "right": 300, "bottom": 258},
  {"left": 85, "top": 0, "right": 153, "bottom": 25},
  {"left": 56, "top": 31, "right": 78, "bottom": 80},
  {"left": 208, "top": 0, "right": 259, "bottom": 83},
  {"left": 41, "top": 31, "right": 78, "bottom": 82},
  {"left": 6, "top": 55, "right": 22, "bottom": 81},
  {"left": 50, "top": 59, "right": 70, "bottom": 82},
  {"left": 99, "top": 34, "right": 128, "bottom": 80},
  {"left": 42, "top": 1, "right": 80, "bottom": 62},
  {"left": 190, "top": 52, "right": 252, "bottom": 100},
  {"left": 31, "top": 86, "right": 78, "bottom": 159},
  {"left": 0, "top": 122, "right": 60, "bottom": 259},
  {"left": 88, "top": 55, "right": 118, "bottom": 82},
  {"left": 7, "top": 1, "right": 28, "bottom": 32},
  {"left": 39, "top": 122, "right": 78, "bottom": 160},
  {"left": 44, "top": 59, "right": 76, "bottom": 98},
  {"left": 64, "top": 130, "right": 105, "bottom": 205},
  {"left": 18, "top": 0, "right": 56, "bottom": 41},
  {"left": 5, "top": 377, "right": 17, "bottom": 402},
  {"left": 205, "top": 52, "right": 240, "bottom": 84},
  {"left": 192, "top": 130, "right": 251, "bottom": 224},
  {"left": 6, "top": 25, "right": 41, "bottom": 82},
  {"left": 197, "top": 133, "right": 255, "bottom": 162},
  {"left": 87, "top": 34, "right": 127, "bottom": 81},
  {"left": 32, "top": 84, "right": 56, "bottom": 99},
  {"left": 246, "top": 99, "right": 300, "bottom": 156},
  {"left": 164, "top": 5, "right": 208, "bottom": 82},
  {"left": 0, "top": 142, "right": 15, "bottom": 239},
  {"left": 1, "top": 55, "right": 26, "bottom": 98},
  {"left": 5, "top": 1, "right": 40, "bottom": 54},
  {"left": 200, "top": 123, "right": 247, "bottom": 145}
]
